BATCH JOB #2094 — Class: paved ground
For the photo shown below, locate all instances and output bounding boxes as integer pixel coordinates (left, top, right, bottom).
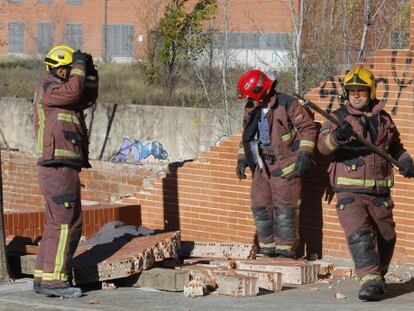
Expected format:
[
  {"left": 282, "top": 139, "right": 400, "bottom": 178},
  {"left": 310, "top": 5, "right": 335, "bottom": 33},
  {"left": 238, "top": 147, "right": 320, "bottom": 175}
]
[{"left": 0, "top": 276, "right": 413, "bottom": 311}]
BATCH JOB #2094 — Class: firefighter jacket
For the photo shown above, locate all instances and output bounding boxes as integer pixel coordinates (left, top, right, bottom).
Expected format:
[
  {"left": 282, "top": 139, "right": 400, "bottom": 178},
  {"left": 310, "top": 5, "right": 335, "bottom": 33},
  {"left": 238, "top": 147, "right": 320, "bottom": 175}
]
[
  {"left": 238, "top": 93, "right": 317, "bottom": 178},
  {"left": 318, "top": 100, "right": 411, "bottom": 194},
  {"left": 33, "top": 63, "right": 98, "bottom": 169}
]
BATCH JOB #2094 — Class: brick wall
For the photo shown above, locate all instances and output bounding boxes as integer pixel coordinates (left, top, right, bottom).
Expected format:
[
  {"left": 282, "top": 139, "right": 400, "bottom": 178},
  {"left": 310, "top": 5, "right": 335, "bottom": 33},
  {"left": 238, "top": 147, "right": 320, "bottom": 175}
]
[
  {"left": 0, "top": 151, "right": 165, "bottom": 212},
  {"left": 115, "top": 49, "right": 414, "bottom": 265},
  {"left": 305, "top": 49, "right": 414, "bottom": 264},
  {"left": 4, "top": 204, "right": 141, "bottom": 241}
]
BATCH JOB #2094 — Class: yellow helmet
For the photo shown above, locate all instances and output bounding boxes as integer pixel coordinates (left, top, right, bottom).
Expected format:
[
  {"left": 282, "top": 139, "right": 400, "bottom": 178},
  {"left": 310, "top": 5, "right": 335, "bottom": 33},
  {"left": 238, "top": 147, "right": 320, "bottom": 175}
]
[
  {"left": 343, "top": 65, "right": 376, "bottom": 99},
  {"left": 44, "top": 45, "right": 75, "bottom": 71}
]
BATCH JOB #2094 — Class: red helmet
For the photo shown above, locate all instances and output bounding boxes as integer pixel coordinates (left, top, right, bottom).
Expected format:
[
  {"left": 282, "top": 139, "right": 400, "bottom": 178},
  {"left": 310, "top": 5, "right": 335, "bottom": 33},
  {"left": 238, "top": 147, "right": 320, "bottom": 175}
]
[{"left": 237, "top": 69, "right": 273, "bottom": 103}]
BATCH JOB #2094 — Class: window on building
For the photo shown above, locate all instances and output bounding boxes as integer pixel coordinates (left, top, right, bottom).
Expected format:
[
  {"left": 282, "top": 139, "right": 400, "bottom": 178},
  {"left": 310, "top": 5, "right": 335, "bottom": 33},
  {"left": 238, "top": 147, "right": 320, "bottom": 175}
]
[
  {"left": 67, "top": 0, "right": 82, "bottom": 4},
  {"left": 37, "top": 22, "right": 53, "bottom": 55},
  {"left": 8, "top": 22, "right": 24, "bottom": 53},
  {"left": 104, "top": 24, "right": 134, "bottom": 58},
  {"left": 65, "top": 23, "right": 83, "bottom": 50},
  {"left": 38, "top": 0, "right": 52, "bottom": 3},
  {"left": 214, "top": 32, "right": 290, "bottom": 50},
  {"left": 8, "top": 0, "right": 23, "bottom": 3}
]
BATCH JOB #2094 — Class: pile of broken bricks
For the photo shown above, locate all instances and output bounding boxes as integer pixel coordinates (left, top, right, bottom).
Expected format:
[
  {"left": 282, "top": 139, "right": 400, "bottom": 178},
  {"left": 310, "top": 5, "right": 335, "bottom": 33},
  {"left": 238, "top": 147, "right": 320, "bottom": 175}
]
[
  {"left": 7, "top": 234, "right": 368, "bottom": 298},
  {"left": 177, "top": 241, "right": 321, "bottom": 297}
]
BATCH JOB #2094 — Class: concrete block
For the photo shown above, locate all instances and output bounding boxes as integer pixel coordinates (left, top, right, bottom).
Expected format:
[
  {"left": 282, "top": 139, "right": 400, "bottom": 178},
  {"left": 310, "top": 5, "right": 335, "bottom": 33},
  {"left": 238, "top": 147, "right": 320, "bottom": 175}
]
[
  {"left": 20, "top": 254, "right": 36, "bottom": 275},
  {"left": 215, "top": 274, "right": 259, "bottom": 297},
  {"left": 135, "top": 268, "right": 190, "bottom": 291},
  {"left": 181, "top": 241, "right": 256, "bottom": 259}
]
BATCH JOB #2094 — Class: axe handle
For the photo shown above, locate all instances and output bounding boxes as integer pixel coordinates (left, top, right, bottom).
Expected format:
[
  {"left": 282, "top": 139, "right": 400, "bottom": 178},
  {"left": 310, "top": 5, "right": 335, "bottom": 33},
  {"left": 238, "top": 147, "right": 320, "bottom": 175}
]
[{"left": 294, "top": 93, "right": 402, "bottom": 169}]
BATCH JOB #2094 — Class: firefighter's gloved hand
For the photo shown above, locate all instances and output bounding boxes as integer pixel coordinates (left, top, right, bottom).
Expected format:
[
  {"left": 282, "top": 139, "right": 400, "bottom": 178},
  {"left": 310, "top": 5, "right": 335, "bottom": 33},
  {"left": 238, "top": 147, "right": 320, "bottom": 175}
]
[
  {"left": 333, "top": 121, "right": 353, "bottom": 142},
  {"left": 72, "top": 50, "right": 89, "bottom": 64},
  {"left": 296, "top": 152, "right": 312, "bottom": 177},
  {"left": 399, "top": 157, "right": 414, "bottom": 178},
  {"left": 236, "top": 158, "right": 249, "bottom": 180}
]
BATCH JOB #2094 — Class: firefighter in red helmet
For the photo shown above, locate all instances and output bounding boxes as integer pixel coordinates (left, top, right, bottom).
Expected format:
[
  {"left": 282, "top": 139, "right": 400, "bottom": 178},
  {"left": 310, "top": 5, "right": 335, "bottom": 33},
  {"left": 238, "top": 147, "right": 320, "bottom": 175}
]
[{"left": 236, "top": 69, "right": 317, "bottom": 258}]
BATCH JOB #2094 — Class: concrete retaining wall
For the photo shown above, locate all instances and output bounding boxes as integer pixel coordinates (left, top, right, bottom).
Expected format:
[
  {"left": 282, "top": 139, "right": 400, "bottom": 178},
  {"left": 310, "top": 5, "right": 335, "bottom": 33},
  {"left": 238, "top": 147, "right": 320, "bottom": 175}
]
[{"left": 0, "top": 98, "right": 243, "bottom": 162}]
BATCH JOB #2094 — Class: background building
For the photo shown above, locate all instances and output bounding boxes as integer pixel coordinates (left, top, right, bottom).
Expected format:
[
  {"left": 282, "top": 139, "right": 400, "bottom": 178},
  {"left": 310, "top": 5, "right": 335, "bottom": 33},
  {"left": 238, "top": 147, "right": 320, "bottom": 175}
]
[{"left": 1, "top": 0, "right": 296, "bottom": 69}]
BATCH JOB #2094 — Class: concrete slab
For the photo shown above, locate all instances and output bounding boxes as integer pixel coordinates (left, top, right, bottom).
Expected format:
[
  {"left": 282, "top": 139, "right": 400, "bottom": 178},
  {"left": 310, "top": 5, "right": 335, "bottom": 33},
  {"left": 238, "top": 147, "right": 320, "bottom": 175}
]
[
  {"left": 214, "top": 274, "right": 259, "bottom": 297},
  {"left": 134, "top": 268, "right": 190, "bottom": 291},
  {"left": 20, "top": 254, "right": 36, "bottom": 275}
]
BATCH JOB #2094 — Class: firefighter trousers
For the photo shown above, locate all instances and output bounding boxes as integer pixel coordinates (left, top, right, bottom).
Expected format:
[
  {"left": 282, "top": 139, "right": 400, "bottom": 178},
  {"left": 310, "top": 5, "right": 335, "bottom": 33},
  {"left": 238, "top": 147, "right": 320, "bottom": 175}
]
[
  {"left": 336, "top": 192, "right": 396, "bottom": 280},
  {"left": 34, "top": 166, "right": 82, "bottom": 286},
  {"left": 251, "top": 167, "right": 302, "bottom": 253}
]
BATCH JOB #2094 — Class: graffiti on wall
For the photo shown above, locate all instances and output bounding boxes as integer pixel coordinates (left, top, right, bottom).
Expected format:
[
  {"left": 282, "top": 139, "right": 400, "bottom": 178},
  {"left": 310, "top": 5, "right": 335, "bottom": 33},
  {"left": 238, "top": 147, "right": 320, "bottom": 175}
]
[
  {"left": 319, "top": 51, "right": 414, "bottom": 115},
  {"left": 112, "top": 137, "right": 169, "bottom": 164}
]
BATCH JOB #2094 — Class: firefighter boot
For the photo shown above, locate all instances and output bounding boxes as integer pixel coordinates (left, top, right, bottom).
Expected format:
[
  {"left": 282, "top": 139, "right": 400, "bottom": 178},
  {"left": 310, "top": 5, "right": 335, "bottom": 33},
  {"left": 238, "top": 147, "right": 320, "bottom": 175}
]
[
  {"left": 358, "top": 275, "right": 386, "bottom": 301},
  {"left": 274, "top": 248, "right": 296, "bottom": 259},
  {"left": 33, "top": 278, "right": 41, "bottom": 294},
  {"left": 252, "top": 206, "right": 274, "bottom": 257},
  {"left": 39, "top": 282, "right": 82, "bottom": 298},
  {"left": 259, "top": 242, "right": 276, "bottom": 257},
  {"left": 274, "top": 206, "right": 298, "bottom": 259}
]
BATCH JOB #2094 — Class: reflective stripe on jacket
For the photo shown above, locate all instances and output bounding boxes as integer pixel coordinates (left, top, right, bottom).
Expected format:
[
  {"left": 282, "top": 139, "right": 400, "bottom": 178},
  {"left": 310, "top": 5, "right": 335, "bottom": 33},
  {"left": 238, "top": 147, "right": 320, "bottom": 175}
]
[
  {"left": 317, "top": 100, "right": 409, "bottom": 194},
  {"left": 33, "top": 63, "right": 97, "bottom": 168},
  {"left": 239, "top": 93, "right": 317, "bottom": 177}
]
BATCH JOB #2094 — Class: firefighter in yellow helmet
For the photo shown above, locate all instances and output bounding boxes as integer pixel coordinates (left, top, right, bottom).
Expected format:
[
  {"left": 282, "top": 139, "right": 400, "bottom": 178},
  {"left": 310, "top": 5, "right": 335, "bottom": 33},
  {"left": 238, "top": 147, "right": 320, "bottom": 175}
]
[
  {"left": 33, "top": 45, "right": 98, "bottom": 298},
  {"left": 318, "top": 65, "right": 414, "bottom": 301}
]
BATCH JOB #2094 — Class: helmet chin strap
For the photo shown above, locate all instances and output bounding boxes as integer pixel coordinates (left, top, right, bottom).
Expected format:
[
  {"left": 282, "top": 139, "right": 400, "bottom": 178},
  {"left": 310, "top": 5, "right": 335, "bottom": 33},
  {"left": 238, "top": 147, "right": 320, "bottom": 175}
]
[
  {"left": 258, "top": 79, "right": 278, "bottom": 107},
  {"left": 51, "top": 66, "right": 71, "bottom": 82}
]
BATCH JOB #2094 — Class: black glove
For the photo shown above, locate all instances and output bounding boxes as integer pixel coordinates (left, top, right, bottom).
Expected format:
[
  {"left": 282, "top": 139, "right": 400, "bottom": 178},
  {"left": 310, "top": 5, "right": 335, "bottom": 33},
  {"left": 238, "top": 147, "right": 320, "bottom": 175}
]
[
  {"left": 399, "top": 157, "right": 414, "bottom": 178},
  {"left": 333, "top": 121, "right": 353, "bottom": 142},
  {"left": 72, "top": 50, "right": 89, "bottom": 64},
  {"left": 83, "top": 53, "right": 95, "bottom": 75},
  {"left": 236, "top": 158, "right": 249, "bottom": 180},
  {"left": 296, "top": 152, "right": 312, "bottom": 177}
]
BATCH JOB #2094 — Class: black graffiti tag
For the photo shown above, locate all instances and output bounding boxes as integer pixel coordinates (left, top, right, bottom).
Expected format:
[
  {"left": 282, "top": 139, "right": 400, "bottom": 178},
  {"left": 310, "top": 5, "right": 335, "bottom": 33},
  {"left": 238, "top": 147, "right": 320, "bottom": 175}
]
[
  {"left": 390, "top": 50, "right": 414, "bottom": 115},
  {"left": 319, "top": 76, "right": 345, "bottom": 112}
]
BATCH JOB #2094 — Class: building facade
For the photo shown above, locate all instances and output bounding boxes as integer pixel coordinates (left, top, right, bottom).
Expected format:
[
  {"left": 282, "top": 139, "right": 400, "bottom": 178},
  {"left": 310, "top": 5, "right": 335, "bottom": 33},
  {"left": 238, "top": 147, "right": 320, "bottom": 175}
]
[{"left": 1, "top": 0, "right": 296, "bottom": 69}]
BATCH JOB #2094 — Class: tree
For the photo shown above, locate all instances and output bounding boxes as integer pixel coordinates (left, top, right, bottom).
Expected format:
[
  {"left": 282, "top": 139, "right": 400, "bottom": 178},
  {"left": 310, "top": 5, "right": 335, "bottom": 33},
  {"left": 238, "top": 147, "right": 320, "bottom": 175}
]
[
  {"left": 282, "top": 0, "right": 411, "bottom": 96},
  {"left": 286, "top": 0, "right": 316, "bottom": 95},
  {"left": 148, "top": 0, "right": 218, "bottom": 101},
  {"left": 0, "top": 150, "right": 10, "bottom": 281},
  {"left": 188, "top": 0, "right": 243, "bottom": 139}
]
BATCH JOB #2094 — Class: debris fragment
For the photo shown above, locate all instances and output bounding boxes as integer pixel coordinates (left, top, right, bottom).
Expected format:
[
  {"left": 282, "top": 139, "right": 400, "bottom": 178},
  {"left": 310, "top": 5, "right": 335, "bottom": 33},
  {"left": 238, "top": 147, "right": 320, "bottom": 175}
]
[
  {"left": 102, "top": 282, "right": 117, "bottom": 290},
  {"left": 309, "top": 286, "right": 319, "bottom": 292},
  {"left": 334, "top": 291, "right": 346, "bottom": 299},
  {"left": 183, "top": 279, "right": 216, "bottom": 298},
  {"left": 331, "top": 266, "right": 353, "bottom": 279},
  {"left": 385, "top": 272, "right": 412, "bottom": 284}
]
